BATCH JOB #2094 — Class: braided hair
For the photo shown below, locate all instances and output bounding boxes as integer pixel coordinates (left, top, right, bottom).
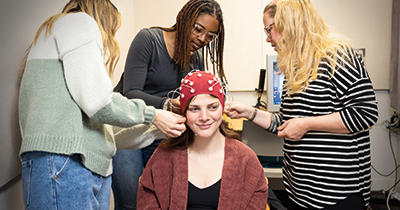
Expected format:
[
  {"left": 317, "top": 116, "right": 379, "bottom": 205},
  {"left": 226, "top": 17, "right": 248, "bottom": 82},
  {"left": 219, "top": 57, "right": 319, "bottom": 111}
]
[{"left": 153, "top": 0, "right": 226, "bottom": 83}]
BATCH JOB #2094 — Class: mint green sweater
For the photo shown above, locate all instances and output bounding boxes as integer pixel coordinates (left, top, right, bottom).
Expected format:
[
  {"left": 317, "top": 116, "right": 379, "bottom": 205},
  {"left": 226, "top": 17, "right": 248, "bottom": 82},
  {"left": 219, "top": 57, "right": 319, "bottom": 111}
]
[{"left": 19, "top": 13, "right": 155, "bottom": 177}]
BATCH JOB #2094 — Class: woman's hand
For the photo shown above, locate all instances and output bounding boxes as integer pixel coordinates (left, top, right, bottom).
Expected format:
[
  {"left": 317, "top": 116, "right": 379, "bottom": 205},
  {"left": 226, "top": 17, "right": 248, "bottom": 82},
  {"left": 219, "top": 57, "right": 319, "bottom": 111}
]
[
  {"left": 277, "top": 117, "right": 309, "bottom": 140},
  {"left": 277, "top": 113, "right": 349, "bottom": 140},
  {"left": 152, "top": 109, "right": 186, "bottom": 138},
  {"left": 224, "top": 102, "right": 254, "bottom": 120}
]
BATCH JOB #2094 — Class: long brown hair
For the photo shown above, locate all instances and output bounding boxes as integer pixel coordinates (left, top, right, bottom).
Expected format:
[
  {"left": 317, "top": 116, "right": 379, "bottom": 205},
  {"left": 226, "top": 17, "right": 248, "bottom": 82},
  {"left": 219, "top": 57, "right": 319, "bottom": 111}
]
[
  {"left": 152, "top": 0, "right": 226, "bottom": 83},
  {"left": 20, "top": 0, "right": 121, "bottom": 77},
  {"left": 159, "top": 95, "right": 241, "bottom": 150}
]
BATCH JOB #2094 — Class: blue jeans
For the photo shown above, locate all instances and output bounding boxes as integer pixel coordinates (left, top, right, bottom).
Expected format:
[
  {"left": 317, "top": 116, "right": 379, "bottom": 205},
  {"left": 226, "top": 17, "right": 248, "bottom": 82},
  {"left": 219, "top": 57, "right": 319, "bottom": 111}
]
[
  {"left": 142, "top": 139, "right": 163, "bottom": 167},
  {"left": 21, "top": 151, "right": 111, "bottom": 210},
  {"left": 111, "top": 149, "right": 143, "bottom": 210},
  {"left": 111, "top": 139, "right": 162, "bottom": 210}
]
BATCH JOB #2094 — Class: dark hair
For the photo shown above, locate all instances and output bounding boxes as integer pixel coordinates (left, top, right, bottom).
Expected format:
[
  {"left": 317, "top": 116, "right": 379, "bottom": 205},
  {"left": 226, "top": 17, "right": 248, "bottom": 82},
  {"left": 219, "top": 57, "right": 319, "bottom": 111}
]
[
  {"left": 158, "top": 95, "right": 241, "bottom": 150},
  {"left": 153, "top": 0, "right": 226, "bottom": 83}
]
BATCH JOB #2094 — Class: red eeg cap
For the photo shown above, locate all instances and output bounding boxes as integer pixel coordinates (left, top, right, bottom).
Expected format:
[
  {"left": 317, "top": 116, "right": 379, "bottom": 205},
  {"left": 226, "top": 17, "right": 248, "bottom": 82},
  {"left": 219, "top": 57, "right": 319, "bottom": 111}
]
[{"left": 179, "top": 70, "right": 225, "bottom": 112}]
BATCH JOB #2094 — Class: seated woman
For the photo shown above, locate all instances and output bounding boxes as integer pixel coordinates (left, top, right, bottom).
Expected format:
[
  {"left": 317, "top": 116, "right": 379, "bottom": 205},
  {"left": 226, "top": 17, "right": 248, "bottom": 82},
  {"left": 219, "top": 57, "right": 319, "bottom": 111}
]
[{"left": 137, "top": 70, "right": 268, "bottom": 209}]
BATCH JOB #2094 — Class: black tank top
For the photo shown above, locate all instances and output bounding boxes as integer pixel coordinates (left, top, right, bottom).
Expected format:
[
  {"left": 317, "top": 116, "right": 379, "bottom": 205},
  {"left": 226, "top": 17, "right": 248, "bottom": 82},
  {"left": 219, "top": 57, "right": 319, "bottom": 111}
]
[{"left": 187, "top": 179, "right": 221, "bottom": 210}]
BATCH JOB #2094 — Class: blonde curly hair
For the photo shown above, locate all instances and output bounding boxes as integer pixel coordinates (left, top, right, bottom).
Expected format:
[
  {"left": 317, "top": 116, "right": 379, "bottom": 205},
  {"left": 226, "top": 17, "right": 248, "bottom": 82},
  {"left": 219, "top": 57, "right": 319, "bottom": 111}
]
[{"left": 265, "top": 0, "right": 351, "bottom": 94}]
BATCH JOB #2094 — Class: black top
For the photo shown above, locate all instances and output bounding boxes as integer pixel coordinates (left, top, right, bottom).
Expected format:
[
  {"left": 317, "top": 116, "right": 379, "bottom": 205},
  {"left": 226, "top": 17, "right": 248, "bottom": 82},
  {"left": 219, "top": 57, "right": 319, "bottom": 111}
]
[
  {"left": 187, "top": 179, "right": 221, "bottom": 210},
  {"left": 114, "top": 28, "right": 204, "bottom": 109}
]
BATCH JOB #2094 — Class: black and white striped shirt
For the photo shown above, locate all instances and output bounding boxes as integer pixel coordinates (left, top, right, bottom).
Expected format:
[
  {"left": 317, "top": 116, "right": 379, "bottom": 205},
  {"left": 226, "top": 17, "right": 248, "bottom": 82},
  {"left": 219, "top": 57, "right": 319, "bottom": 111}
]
[{"left": 270, "top": 48, "right": 378, "bottom": 209}]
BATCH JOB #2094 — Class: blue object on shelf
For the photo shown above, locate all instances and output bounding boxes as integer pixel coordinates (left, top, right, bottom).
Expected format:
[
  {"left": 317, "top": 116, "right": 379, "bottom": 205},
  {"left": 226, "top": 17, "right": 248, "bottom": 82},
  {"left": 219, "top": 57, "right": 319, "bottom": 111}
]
[{"left": 258, "top": 155, "right": 283, "bottom": 168}]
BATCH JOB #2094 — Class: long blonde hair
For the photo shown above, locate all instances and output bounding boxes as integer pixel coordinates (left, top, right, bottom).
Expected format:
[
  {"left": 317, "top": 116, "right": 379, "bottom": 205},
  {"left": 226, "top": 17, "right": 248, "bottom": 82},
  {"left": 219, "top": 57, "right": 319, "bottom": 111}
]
[
  {"left": 20, "top": 0, "right": 121, "bottom": 77},
  {"left": 266, "top": 0, "right": 351, "bottom": 94}
]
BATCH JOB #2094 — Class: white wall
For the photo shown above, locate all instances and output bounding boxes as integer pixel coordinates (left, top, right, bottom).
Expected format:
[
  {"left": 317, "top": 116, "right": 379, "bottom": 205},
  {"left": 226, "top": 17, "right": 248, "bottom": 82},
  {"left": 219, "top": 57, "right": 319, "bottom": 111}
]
[
  {"left": 312, "top": 0, "right": 392, "bottom": 90},
  {"left": 369, "top": 91, "right": 398, "bottom": 190}
]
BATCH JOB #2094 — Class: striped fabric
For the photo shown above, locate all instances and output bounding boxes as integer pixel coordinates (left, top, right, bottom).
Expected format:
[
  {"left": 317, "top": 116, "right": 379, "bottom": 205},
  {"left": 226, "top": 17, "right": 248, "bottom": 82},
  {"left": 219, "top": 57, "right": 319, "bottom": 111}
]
[{"left": 270, "top": 48, "right": 378, "bottom": 209}]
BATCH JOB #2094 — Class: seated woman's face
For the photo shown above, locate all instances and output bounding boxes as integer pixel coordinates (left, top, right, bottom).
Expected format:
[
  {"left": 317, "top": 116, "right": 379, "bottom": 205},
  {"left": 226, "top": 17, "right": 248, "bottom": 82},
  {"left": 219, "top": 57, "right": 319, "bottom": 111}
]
[{"left": 185, "top": 94, "right": 223, "bottom": 138}]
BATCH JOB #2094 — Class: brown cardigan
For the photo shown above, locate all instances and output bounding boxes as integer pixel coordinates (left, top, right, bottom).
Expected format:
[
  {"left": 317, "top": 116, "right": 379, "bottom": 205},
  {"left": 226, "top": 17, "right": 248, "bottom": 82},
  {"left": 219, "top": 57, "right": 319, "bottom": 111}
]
[{"left": 137, "top": 137, "right": 268, "bottom": 209}]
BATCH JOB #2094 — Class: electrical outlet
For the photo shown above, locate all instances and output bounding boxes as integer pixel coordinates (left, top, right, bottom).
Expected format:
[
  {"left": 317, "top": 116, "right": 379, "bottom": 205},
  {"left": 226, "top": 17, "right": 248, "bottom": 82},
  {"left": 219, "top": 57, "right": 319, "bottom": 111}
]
[{"left": 388, "top": 112, "right": 400, "bottom": 131}]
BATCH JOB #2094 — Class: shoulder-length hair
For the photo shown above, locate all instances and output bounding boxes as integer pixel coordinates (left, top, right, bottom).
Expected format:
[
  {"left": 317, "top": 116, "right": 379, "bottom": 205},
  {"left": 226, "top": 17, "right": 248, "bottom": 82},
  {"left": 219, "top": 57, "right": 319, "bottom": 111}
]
[
  {"left": 20, "top": 0, "right": 121, "bottom": 77},
  {"left": 265, "top": 0, "right": 351, "bottom": 94},
  {"left": 159, "top": 95, "right": 241, "bottom": 150},
  {"left": 152, "top": 0, "right": 226, "bottom": 83}
]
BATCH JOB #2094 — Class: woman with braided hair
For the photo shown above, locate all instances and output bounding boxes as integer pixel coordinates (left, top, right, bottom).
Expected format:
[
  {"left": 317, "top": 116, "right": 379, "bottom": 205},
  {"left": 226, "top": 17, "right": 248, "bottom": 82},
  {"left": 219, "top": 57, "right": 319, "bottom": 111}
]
[{"left": 111, "top": 0, "right": 226, "bottom": 209}]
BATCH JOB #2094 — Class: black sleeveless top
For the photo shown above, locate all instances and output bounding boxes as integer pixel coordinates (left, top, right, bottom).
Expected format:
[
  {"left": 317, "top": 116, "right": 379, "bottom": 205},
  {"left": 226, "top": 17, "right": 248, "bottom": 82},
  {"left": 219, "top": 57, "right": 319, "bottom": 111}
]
[{"left": 187, "top": 179, "right": 221, "bottom": 210}]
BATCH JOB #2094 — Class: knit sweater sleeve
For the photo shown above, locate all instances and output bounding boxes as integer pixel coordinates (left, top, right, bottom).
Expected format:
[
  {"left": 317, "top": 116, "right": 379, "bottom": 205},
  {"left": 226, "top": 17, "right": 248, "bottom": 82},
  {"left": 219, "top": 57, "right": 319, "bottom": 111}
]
[
  {"left": 244, "top": 153, "right": 269, "bottom": 209},
  {"left": 234, "top": 139, "right": 268, "bottom": 209},
  {"left": 137, "top": 168, "right": 162, "bottom": 210},
  {"left": 54, "top": 13, "right": 155, "bottom": 127},
  {"left": 137, "top": 148, "right": 170, "bottom": 209}
]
